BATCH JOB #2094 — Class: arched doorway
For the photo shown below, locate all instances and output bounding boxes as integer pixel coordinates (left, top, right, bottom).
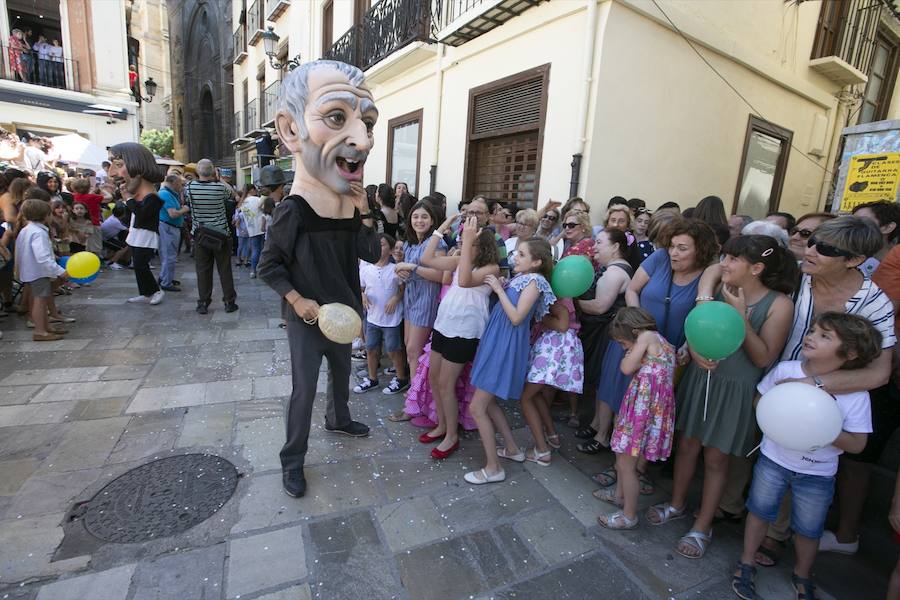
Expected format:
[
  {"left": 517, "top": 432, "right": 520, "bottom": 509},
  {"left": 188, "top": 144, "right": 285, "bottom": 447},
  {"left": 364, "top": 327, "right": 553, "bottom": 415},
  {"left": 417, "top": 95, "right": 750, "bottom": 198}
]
[{"left": 200, "top": 90, "right": 215, "bottom": 160}]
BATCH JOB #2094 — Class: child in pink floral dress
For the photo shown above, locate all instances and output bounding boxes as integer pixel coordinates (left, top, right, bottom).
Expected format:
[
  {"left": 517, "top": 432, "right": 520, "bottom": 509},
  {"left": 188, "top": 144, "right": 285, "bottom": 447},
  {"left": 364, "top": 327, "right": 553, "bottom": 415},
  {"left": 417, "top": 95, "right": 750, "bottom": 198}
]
[{"left": 595, "top": 307, "right": 675, "bottom": 530}]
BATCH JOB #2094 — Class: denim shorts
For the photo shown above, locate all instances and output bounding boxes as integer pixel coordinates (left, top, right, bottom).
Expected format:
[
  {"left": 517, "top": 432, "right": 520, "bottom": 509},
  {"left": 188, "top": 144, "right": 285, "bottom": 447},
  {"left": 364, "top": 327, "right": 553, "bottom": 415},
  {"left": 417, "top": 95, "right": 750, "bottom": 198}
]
[
  {"left": 746, "top": 454, "right": 835, "bottom": 540},
  {"left": 365, "top": 322, "right": 403, "bottom": 353}
]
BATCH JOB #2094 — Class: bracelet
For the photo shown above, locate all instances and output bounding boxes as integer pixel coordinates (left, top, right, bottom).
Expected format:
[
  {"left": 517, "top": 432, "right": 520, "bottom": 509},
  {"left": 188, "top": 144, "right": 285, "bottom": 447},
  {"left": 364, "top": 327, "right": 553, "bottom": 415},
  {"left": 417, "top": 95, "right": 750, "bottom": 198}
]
[
  {"left": 431, "top": 230, "right": 443, "bottom": 238},
  {"left": 695, "top": 296, "right": 714, "bottom": 302}
]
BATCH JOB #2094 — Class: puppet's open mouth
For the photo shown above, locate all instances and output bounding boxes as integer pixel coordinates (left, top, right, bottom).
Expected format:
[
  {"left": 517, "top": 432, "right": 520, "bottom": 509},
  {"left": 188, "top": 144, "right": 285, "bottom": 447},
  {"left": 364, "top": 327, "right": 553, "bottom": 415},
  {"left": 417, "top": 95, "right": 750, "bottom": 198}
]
[{"left": 336, "top": 157, "right": 363, "bottom": 181}]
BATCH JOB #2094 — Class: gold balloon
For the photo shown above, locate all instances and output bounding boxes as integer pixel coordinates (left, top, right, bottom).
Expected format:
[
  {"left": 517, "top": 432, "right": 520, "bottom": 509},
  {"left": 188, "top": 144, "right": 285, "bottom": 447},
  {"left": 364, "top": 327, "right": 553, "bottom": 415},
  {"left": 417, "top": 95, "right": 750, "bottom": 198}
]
[{"left": 316, "top": 303, "right": 362, "bottom": 345}]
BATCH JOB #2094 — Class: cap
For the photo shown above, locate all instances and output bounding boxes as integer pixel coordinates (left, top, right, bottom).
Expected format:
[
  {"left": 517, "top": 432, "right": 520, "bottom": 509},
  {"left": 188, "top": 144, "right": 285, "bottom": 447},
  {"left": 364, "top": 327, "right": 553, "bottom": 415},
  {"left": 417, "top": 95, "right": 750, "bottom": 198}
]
[{"left": 258, "top": 164, "right": 286, "bottom": 187}]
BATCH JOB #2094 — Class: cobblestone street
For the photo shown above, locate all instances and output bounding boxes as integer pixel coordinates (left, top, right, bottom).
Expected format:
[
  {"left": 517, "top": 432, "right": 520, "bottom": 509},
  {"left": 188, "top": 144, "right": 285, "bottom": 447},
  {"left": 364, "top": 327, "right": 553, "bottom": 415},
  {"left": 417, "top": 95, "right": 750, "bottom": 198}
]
[{"left": 0, "top": 259, "right": 889, "bottom": 600}]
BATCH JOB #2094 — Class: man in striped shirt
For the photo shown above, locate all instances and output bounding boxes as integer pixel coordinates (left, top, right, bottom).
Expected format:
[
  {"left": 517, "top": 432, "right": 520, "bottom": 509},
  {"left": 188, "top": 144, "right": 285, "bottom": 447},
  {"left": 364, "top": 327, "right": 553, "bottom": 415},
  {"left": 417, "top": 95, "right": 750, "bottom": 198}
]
[{"left": 184, "top": 159, "right": 238, "bottom": 314}]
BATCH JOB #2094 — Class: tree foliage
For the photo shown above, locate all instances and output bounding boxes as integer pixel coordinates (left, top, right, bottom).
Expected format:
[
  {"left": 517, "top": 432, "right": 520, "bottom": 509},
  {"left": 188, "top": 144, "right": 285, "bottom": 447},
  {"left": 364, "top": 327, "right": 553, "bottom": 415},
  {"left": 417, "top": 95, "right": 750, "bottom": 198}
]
[{"left": 140, "top": 128, "right": 174, "bottom": 159}]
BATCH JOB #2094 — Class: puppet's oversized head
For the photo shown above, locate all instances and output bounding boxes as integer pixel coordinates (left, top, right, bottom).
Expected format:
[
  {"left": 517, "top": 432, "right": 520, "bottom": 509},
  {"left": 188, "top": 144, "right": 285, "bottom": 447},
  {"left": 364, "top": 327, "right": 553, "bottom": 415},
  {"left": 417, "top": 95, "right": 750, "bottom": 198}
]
[{"left": 275, "top": 60, "right": 378, "bottom": 199}]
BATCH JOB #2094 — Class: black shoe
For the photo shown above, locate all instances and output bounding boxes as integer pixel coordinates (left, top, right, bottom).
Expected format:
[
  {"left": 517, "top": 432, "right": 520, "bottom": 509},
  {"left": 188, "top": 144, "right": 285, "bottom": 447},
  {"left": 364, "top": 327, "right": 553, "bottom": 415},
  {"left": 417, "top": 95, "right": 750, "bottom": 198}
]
[
  {"left": 196, "top": 302, "right": 209, "bottom": 315},
  {"left": 282, "top": 470, "right": 306, "bottom": 498},
  {"left": 172, "top": 279, "right": 181, "bottom": 286},
  {"left": 225, "top": 302, "right": 239, "bottom": 313},
  {"left": 324, "top": 420, "right": 370, "bottom": 437},
  {"left": 160, "top": 285, "right": 181, "bottom": 292}
]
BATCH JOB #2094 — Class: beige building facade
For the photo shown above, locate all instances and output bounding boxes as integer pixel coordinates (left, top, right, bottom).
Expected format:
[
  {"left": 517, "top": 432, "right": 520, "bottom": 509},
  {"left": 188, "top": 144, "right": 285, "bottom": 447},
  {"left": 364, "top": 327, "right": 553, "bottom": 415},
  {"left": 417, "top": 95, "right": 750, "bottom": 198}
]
[
  {"left": 231, "top": 0, "right": 900, "bottom": 219},
  {"left": 127, "top": 0, "right": 173, "bottom": 133},
  {"left": 0, "top": 0, "right": 139, "bottom": 155}
]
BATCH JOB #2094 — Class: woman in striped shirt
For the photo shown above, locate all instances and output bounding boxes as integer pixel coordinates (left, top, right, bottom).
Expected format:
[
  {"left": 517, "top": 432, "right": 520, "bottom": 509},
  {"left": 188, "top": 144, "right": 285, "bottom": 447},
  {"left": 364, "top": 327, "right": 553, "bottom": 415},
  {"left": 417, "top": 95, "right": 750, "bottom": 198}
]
[{"left": 394, "top": 201, "right": 447, "bottom": 395}]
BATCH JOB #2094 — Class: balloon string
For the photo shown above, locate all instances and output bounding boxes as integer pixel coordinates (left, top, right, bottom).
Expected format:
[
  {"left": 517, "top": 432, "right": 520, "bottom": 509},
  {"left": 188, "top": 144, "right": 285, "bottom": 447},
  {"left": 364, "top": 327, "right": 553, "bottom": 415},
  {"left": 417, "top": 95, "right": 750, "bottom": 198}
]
[
  {"left": 703, "top": 369, "right": 711, "bottom": 422},
  {"left": 303, "top": 316, "right": 318, "bottom": 325},
  {"left": 745, "top": 442, "right": 761, "bottom": 458}
]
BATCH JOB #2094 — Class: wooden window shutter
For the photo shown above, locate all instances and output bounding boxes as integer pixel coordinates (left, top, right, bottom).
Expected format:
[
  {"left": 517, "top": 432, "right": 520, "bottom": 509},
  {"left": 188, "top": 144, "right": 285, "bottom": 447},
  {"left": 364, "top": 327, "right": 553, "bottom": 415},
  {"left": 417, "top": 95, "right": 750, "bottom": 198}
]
[{"left": 471, "top": 77, "right": 543, "bottom": 138}]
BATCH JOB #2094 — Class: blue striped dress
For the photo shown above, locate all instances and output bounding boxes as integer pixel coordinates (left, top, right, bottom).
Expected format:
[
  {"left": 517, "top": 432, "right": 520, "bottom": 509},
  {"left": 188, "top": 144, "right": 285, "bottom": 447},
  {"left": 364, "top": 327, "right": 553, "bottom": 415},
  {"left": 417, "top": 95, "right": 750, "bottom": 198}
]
[{"left": 403, "top": 238, "right": 447, "bottom": 328}]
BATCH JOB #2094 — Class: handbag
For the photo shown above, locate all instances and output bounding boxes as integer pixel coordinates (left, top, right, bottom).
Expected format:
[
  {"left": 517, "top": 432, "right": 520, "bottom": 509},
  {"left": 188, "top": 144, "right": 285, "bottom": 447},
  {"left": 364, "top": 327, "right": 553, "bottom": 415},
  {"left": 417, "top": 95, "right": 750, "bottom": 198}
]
[{"left": 195, "top": 225, "right": 228, "bottom": 252}]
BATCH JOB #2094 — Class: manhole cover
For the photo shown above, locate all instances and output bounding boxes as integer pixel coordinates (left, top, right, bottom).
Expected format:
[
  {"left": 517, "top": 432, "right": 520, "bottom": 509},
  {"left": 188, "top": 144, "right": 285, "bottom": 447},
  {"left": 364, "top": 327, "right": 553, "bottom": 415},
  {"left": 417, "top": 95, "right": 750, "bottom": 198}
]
[{"left": 82, "top": 454, "right": 238, "bottom": 543}]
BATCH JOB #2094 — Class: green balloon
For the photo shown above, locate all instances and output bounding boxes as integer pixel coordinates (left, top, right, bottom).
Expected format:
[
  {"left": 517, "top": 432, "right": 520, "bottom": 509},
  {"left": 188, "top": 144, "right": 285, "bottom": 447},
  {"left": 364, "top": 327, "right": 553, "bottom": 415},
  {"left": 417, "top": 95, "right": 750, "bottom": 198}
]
[
  {"left": 551, "top": 255, "right": 595, "bottom": 298},
  {"left": 684, "top": 301, "right": 746, "bottom": 360}
]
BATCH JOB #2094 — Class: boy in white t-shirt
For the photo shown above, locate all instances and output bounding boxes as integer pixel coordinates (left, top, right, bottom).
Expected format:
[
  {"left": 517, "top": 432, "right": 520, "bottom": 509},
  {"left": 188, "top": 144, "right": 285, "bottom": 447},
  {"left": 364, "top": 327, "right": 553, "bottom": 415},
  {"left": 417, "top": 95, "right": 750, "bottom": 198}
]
[
  {"left": 354, "top": 234, "right": 407, "bottom": 395},
  {"left": 733, "top": 312, "right": 882, "bottom": 600}
]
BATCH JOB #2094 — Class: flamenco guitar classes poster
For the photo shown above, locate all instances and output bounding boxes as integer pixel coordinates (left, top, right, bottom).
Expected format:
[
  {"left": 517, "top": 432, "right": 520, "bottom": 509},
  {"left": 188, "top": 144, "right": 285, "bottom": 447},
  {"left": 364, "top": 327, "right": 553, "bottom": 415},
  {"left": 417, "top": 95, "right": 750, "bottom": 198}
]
[{"left": 840, "top": 152, "right": 900, "bottom": 212}]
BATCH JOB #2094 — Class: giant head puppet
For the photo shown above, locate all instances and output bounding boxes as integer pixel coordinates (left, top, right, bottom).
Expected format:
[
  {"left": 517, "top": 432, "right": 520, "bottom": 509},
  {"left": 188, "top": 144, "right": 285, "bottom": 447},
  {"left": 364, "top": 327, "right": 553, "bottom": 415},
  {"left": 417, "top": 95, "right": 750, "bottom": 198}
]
[{"left": 274, "top": 60, "right": 378, "bottom": 202}]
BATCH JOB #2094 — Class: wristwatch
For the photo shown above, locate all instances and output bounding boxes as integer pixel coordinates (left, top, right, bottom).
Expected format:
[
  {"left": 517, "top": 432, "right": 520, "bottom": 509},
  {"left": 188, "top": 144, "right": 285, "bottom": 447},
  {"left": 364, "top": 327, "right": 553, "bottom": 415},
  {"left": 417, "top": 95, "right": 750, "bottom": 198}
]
[{"left": 812, "top": 375, "right": 825, "bottom": 390}]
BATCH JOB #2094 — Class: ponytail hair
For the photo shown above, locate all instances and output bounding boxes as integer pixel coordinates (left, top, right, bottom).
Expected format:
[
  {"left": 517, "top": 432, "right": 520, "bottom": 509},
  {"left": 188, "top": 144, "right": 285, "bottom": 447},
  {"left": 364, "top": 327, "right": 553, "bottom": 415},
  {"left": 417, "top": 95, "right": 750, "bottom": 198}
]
[
  {"left": 521, "top": 237, "right": 554, "bottom": 280},
  {"left": 602, "top": 227, "right": 641, "bottom": 271},
  {"left": 721, "top": 234, "right": 799, "bottom": 295}
]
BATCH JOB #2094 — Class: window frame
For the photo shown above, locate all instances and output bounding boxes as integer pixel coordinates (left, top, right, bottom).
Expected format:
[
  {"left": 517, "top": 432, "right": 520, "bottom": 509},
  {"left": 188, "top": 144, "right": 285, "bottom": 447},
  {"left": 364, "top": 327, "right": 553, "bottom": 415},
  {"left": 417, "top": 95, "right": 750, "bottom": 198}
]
[
  {"left": 385, "top": 108, "right": 424, "bottom": 196},
  {"left": 732, "top": 115, "right": 794, "bottom": 217},
  {"left": 462, "top": 64, "right": 550, "bottom": 207},
  {"left": 322, "top": 0, "right": 334, "bottom": 57},
  {"left": 860, "top": 30, "right": 900, "bottom": 124}
]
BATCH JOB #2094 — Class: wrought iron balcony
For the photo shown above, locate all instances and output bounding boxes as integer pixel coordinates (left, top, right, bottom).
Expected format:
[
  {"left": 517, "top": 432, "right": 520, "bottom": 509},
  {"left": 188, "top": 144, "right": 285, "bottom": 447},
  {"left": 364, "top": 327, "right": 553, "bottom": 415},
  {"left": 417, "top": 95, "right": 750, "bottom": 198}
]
[
  {"left": 0, "top": 45, "right": 80, "bottom": 92},
  {"left": 265, "top": 0, "right": 290, "bottom": 21},
  {"left": 247, "top": 0, "right": 265, "bottom": 46},
  {"left": 233, "top": 28, "right": 248, "bottom": 64},
  {"left": 432, "top": 0, "right": 545, "bottom": 46},
  {"left": 809, "top": 0, "right": 883, "bottom": 85},
  {"left": 244, "top": 99, "right": 258, "bottom": 133},
  {"left": 261, "top": 80, "right": 281, "bottom": 126},
  {"left": 323, "top": 0, "right": 432, "bottom": 71}
]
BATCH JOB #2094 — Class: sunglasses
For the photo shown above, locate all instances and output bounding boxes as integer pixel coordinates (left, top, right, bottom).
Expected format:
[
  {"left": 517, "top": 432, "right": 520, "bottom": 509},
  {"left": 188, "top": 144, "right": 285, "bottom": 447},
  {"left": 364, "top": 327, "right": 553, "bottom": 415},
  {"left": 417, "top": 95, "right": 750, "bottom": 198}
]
[
  {"left": 789, "top": 227, "right": 814, "bottom": 239},
  {"left": 807, "top": 237, "right": 856, "bottom": 258},
  {"left": 541, "top": 214, "right": 558, "bottom": 221},
  {"left": 562, "top": 222, "right": 580, "bottom": 230},
  {"left": 465, "top": 210, "right": 486, "bottom": 217}
]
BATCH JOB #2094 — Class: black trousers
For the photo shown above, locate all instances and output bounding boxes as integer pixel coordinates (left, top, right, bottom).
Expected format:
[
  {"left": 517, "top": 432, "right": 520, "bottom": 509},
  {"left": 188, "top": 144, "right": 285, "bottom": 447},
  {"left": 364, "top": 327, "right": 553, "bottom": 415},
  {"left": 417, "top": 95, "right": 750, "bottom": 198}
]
[
  {"left": 281, "top": 320, "right": 352, "bottom": 472},
  {"left": 194, "top": 238, "right": 236, "bottom": 305},
  {"left": 130, "top": 246, "right": 159, "bottom": 296}
]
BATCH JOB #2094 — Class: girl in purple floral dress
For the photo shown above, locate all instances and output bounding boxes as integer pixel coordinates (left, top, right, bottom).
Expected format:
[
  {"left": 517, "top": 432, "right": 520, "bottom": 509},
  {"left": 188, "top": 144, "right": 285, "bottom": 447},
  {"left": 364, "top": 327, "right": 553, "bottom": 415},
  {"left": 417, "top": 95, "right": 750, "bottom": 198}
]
[
  {"left": 595, "top": 307, "right": 675, "bottom": 530},
  {"left": 518, "top": 298, "right": 584, "bottom": 466}
]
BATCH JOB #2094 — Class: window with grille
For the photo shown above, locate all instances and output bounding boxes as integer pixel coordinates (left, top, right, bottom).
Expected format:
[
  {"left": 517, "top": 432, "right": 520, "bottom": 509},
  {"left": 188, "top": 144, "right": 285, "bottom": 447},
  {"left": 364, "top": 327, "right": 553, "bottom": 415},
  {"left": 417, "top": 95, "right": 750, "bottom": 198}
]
[
  {"left": 464, "top": 65, "right": 549, "bottom": 208},
  {"left": 859, "top": 31, "right": 899, "bottom": 124}
]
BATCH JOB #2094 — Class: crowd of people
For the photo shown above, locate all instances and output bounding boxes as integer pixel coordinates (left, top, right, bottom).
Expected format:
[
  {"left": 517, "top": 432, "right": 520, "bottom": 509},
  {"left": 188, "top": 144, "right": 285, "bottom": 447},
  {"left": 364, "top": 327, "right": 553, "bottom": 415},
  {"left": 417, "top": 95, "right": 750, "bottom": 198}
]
[
  {"left": 6, "top": 28, "right": 66, "bottom": 88},
  {"left": 2, "top": 125, "right": 900, "bottom": 597},
  {"left": 342, "top": 185, "right": 900, "bottom": 600}
]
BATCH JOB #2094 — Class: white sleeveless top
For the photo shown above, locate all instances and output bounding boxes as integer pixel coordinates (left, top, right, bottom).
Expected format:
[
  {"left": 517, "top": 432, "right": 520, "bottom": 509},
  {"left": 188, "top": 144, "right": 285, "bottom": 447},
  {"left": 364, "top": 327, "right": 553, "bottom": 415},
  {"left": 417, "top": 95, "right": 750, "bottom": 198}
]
[{"left": 433, "top": 270, "right": 492, "bottom": 340}]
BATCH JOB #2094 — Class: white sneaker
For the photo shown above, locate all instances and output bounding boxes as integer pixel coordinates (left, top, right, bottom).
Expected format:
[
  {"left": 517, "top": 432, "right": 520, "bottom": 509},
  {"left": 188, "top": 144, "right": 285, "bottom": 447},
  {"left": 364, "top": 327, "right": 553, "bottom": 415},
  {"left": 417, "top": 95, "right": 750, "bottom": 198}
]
[
  {"left": 127, "top": 295, "right": 150, "bottom": 303},
  {"left": 108, "top": 263, "right": 124, "bottom": 271},
  {"left": 150, "top": 290, "right": 165, "bottom": 305},
  {"left": 250, "top": 271, "right": 257, "bottom": 279},
  {"left": 818, "top": 530, "right": 858, "bottom": 555}
]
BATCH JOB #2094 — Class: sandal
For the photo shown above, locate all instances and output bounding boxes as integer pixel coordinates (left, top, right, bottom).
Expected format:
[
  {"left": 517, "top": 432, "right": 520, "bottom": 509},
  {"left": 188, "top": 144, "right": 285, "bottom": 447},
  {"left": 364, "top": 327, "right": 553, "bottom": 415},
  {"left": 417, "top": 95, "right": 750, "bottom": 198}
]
[
  {"left": 791, "top": 574, "right": 818, "bottom": 600},
  {"left": 525, "top": 448, "right": 551, "bottom": 467},
  {"left": 597, "top": 510, "right": 638, "bottom": 530},
  {"left": 645, "top": 502, "right": 687, "bottom": 526},
  {"left": 574, "top": 426, "right": 598, "bottom": 439},
  {"left": 463, "top": 468, "right": 506, "bottom": 485},
  {"left": 545, "top": 434, "right": 561, "bottom": 450},
  {"left": 754, "top": 537, "right": 785, "bottom": 568},
  {"left": 565, "top": 414, "right": 580, "bottom": 428},
  {"left": 496, "top": 447, "right": 525, "bottom": 463},
  {"left": 591, "top": 466, "right": 617, "bottom": 487},
  {"left": 731, "top": 562, "right": 756, "bottom": 600},
  {"left": 675, "top": 530, "right": 712, "bottom": 559},
  {"left": 637, "top": 470, "right": 655, "bottom": 496},
  {"left": 592, "top": 487, "right": 623, "bottom": 507},
  {"left": 387, "top": 410, "right": 412, "bottom": 422},
  {"left": 576, "top": 439, "right": 609, "bottom": 454}
]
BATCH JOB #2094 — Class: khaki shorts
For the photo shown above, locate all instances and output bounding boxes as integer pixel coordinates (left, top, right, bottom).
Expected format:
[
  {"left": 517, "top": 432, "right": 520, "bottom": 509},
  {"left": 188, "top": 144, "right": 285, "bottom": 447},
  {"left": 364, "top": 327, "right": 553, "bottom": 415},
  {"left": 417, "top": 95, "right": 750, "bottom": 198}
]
[{"left": 27, "top": 277, "right": 52, "bottom": 298}]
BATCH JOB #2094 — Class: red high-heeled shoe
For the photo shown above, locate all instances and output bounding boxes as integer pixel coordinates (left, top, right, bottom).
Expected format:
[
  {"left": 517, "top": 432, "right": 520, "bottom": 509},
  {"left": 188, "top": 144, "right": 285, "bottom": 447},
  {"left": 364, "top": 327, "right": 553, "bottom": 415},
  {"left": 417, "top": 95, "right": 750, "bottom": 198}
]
[
  {"left": 419, "top": 431, "right": 442, "bottom": 444},
  {"left": 430, "top": 440, "right": 459, "bottom": 460}
]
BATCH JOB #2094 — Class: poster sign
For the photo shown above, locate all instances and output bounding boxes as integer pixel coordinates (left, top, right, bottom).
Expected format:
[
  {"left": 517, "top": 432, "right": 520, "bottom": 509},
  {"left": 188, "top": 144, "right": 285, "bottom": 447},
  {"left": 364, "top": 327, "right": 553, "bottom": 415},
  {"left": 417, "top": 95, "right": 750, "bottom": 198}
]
[{"left": 839, "top": 152, "right": 900, "bottom": 212}]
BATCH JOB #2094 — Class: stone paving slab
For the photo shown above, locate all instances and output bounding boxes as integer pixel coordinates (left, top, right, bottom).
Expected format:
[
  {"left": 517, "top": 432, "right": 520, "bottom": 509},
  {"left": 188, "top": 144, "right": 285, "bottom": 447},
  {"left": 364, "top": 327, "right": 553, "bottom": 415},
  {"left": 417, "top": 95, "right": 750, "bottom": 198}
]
[
  {"left": 30, "top": 380, "right": 141, "bottom": 404},
  {"left": 226, "top": 525, "right": 305, "bottom": 599},
  {"left": 129, "top": 545, "right": 225, "bottom": 600},
  {"left": 35, "top": 564, "right": 135, "bottom": 600}
]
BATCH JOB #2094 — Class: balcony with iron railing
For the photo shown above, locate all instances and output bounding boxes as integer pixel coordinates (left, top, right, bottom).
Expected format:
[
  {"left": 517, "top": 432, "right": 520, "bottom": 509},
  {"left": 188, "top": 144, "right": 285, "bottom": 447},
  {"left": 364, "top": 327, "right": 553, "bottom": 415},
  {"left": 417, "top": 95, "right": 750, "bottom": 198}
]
[
  {"left": 261, "top": 80, "right": 281, "bottom": 127},
  {"left": 244, "top": 99, "right": 258, "bottom": 134},
  {"left": 233, "top": 27, "right": 248, "bottom": 64},
  {"left": 1, "top": 46, "right": 80, "bottom": 93},
  {"left": 809, "top": 0, "right": 883, "bottom": 85},
  {"left": 247, "top": 0, "right": 265, "bottom": 46},
  {"left": 265, "top": 0, "right": 290, "bottom": 21},
  {"left": 432, "top": 0, "right": 546, "bottom": 46}
]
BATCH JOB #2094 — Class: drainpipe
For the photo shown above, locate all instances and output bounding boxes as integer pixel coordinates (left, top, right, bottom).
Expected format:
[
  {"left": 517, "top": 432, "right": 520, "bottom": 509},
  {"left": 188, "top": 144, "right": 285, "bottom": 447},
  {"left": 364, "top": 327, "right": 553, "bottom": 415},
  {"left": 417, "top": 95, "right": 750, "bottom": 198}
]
[
  {"left": 570, "top": 0, "right": 599, "bottom": 199},
  {"left": 429, "top": 42, "right": 445, "bottom": 195},
  {"left": 818, "top": 85, "right": 852, "bottom": 212}
]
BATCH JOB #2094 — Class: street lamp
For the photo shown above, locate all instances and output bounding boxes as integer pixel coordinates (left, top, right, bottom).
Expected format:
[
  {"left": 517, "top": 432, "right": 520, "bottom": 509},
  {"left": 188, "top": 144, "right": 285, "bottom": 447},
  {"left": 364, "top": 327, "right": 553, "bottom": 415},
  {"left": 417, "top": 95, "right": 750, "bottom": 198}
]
[
  {"left": 141, "top": 77, "right": 157, "bottom": 103},
  {"left": 261, "top": 26, "right": 301, "bottom": 71}
]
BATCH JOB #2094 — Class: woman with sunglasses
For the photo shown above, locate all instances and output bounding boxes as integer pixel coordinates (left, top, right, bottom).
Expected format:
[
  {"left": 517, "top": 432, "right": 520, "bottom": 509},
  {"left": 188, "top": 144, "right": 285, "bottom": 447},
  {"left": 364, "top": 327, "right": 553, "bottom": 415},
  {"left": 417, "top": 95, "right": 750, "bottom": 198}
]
[
  {"left": 560, "top": 211, "right": 598, "bottom": 268},
  {"left": 536, "top": 207, "right": 560, "bottom": 240},
  {"left": 788, "top": 212, "right": 836, "bottom": 261}
]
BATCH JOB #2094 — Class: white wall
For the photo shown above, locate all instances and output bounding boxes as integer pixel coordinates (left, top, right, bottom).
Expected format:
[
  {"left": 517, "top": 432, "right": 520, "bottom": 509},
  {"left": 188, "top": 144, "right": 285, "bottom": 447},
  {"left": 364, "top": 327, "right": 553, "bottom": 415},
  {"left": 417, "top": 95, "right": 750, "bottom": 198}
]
[{"left": 90, "top": 0, "right": 130, "bottom": 96}]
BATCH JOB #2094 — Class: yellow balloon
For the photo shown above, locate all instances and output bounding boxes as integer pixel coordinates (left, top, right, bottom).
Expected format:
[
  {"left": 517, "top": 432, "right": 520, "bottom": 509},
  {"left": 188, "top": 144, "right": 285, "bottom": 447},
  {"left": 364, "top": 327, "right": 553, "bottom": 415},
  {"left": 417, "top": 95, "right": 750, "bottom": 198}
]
[
  {"left": 66, "top": 251, "right": 100, "bottom": 279},
  {"left": 317, "top": 303, "right": 362, "bottom": 345}
]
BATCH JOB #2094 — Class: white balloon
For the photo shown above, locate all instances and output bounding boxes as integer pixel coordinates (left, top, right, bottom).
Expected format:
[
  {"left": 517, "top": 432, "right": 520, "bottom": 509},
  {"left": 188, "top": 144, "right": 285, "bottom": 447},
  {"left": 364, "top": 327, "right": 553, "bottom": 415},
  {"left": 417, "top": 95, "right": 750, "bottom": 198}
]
[
  {"left": 317, "top": 303, "right": 362, "bottom": 345},
  {"left": 756, "top": 382, "right": 844, "bottom": 452}
]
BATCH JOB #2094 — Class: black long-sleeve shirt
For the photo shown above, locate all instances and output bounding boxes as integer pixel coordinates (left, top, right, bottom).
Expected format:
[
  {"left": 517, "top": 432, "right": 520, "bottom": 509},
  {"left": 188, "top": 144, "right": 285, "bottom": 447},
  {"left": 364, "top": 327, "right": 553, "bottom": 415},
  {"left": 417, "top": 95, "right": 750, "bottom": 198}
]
[{"left": 258, "top": 194, "right": 380, "bottom": 321}]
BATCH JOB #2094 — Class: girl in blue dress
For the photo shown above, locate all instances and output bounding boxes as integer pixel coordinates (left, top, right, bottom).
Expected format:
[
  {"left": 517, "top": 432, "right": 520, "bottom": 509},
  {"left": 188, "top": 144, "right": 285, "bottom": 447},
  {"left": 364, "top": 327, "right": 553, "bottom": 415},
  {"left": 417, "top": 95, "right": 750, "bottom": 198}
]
[{"left": 465, "top": 238, "right": 556, "bottom": 485}]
